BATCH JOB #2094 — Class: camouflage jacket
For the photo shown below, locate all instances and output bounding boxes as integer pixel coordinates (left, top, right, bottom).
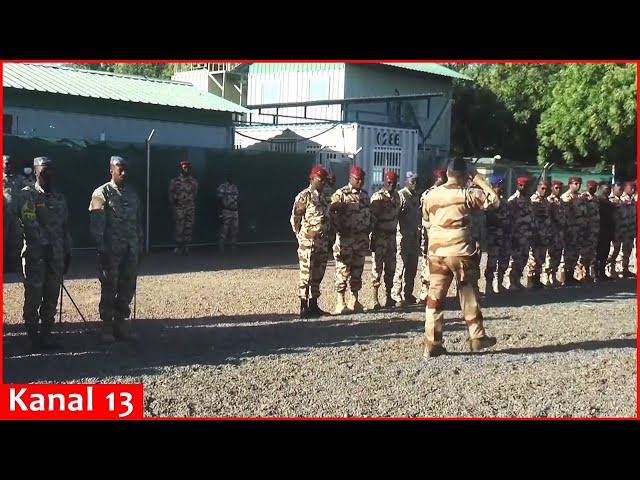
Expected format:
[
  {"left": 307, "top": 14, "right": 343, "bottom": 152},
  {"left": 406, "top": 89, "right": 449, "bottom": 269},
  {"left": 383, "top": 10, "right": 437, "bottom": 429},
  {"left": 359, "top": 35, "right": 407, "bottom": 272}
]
[
  {"left": 3, "top": 173, "right": 26, "bottom": 216},
  {"left": 330, "top": 184, "right": 371, "bottom": 237},
  {"left": 530, "top": 192, "right": 552, "bottom": 243},
  {"left": 484, "top": 195, "right": 510, "bottom": 236},
  {"left": 560, "top": 190, "right": 586, "bottom": 229},
  {"left": 216, "top": 182, "right": 239, "bottom": 212},
  {"left": 290, "top": 186, "right": 331, "bottom": 242},
  {"left": 547, "top": 193, "right": 566, "bottom": 231},
  {"left": 396, "top": 186, "right": 421, "bottom": 243},
  {"left": 620, "top": 192, "right": 636, "bottom": 231},
  {"left": 579, "top": 191, "right": 600, "bottom": 235},
  {"left": 169, "top": 174, "right": 199, "bottom": 207},
  {"left": 17, "top": 182, "right": 72, "bottom": 260},
  {"left": 507, "top": 191, "right": 536, "bottom": 240},
  {"left": 370, "top": 188, "right": 401, "bottom": 235},
  {"left": 89, "top": 180, "right": 144, "bottom": 256}
]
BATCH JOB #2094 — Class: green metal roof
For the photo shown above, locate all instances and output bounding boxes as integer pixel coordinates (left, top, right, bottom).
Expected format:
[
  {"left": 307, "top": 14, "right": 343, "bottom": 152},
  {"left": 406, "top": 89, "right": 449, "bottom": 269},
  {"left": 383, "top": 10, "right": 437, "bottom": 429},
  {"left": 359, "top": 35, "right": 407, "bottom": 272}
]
[
  {"left": 246, "top": 62, "right": 470, "bottom": 80},
  {"left": 379, "top": 63, "right": 472, "bottom": 81},
  {"left": 3, "top": 63, "right": 249, "bottom": 114}
]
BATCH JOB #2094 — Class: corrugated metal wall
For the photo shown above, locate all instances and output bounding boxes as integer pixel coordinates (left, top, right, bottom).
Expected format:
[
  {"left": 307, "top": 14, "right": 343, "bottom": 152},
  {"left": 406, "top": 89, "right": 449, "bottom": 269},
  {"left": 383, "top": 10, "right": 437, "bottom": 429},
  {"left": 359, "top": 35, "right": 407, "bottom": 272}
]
[{"left": 246, "top": 64, "right": 345, "bottom": 125}]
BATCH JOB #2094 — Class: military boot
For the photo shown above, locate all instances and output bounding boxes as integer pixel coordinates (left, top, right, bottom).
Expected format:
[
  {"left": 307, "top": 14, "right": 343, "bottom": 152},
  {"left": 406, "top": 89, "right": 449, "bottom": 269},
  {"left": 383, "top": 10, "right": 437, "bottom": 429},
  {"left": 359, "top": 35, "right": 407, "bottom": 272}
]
[
  {"left": 299, "top": 298, "right": 310, "bottom": 318},
  {"left": 333, "top": 292, "right": 352, "bottom": 315},
  {"left": 485, "top": 275, "right": 495, "bottom": 294},
  {"left": 308, "top": 298, "right": 329, "bottom": 318},
  {"left": 622, "top": 268, "right": 636, "bottom": 278},
  {"left": 39, "top": 323, "right": 63, "bottom": 351},
  {"left": 114, "top": 319, "right": 138, "bottom": 342},
  {"left": 496, "top": 275, "right": 507, "bottom": 292},
  {"left": 349, "top": 291, "right": 364, "bottom": 313},
  {"left": 469, "top": 336, "right": 498, "bottom": 352},
  {"left": 26, "top": 325, "right": 40, "bottom": 353},
  {"left": 384, "top": 287, "right": 395, "bottom": 308},
  {"left": 371, "top": 286, "right": 382, "bottom": 310},
  {"left": 100, "top": 320, "right": 116, "bottom": 344}
]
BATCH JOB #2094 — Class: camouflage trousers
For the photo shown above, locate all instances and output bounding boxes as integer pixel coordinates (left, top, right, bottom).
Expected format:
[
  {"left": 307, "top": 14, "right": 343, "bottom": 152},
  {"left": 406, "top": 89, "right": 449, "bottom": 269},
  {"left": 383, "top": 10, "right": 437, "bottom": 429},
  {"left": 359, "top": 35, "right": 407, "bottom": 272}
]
[
  {"left": 220, "top": 211, "right": 239, "bottom": 246},
  {"left": 22, "top": 255, "right": 63, "bottom": 331},
  {"left": 506, "top": 235, "right": 532, "bottom": 285},
  {"left": 526, "top": 240, "right": 548, "bottom": 278},
  {"left": 98, "top": 252, "right": 138, "bottom": 323},
  {"left": 417, "top": 227, "right": 429, "bottom": 300},
  {"left": 485, "top": 229, "right": 510, "bottom": 280},
  {"left": 393, "top": 239, "right": 419, "bottom": 301},
  {"left": 560, "top": 227, "right": 581, "bottom": 275},
  {"left": 576, "top": 230, "right": 599, "bottom": 278},
  {"left": 297, "top": 236, "right": 329, "bottom": 299},
  {"left": 174, "top": 204, "right": 196, "bottom": 245},
  {"left": 333, "top": 233, "right": 368, "bottom": 293},
  {"left": 4, "top": 214, "right": 22, "bottom": 272},
  {"left": 543, "top": 231, "right": 564, "bottom": 281},
  {"left": 611, "top": 234, "right": 635, "bottom": 275},
  {"left": 370, "top": 233, "right": 396, "bottom": 290},
  {"left": 424, "top": 255, "right": 487, "bottom": 353}
]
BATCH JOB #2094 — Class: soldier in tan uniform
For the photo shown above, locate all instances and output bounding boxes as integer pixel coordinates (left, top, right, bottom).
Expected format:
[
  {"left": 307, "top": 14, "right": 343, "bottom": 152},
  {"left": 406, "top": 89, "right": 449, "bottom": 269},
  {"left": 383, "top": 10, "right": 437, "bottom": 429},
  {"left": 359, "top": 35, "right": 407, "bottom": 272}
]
[
  {"left": 527, "top": 180, "right": 551, "bottom": 289},
  {"left": 484, "top": 176, "right": 511, "bottom": 293},
  {"left": 617, "top": 181, "right": 636, "bottom": 277},
  {"left": 506, "top": 177, "right": 535, "bottom": 289},
  {"left": 418, "top": 169, "right": 447, "bottom": 304},
  {"left": 168, "top": 159, "right": 199, "bottom": 255},
  {"left": 544, "top": 180, "right": 566, "bottom": 286},
  {"left": 393, "top": 171, "right": 421, "bottom": 307},
  {"left": 369, "top": 171, "right": 401, "bottom": 310},
  {"left": 330, "top": 166, "right": 372, "bottom": 314},
  {"left": 577, "top": 180, "right": 600, "bottom": 282},
  {"left": 290, "top": 166, "right": 331, "bottom": 318},
  {"left": 560, "top": 176, "right": 586, "bottom": 285},
  {"left": 422, "top": 158, "right": 498, "bottom": 358},
  {"left": 606, "top": 181, "right": 625, "bottom": 278}
]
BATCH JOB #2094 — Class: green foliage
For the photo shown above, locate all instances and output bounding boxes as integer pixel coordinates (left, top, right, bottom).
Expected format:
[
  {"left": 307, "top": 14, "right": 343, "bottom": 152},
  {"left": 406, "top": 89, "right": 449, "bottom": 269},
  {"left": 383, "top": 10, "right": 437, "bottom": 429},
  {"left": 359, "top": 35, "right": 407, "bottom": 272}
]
[
  {"left": 68, "top": 63, "right": 174, "bottom": 79},
  {"left": 450, "top": 62, "right": 637, "bottom": 172}
]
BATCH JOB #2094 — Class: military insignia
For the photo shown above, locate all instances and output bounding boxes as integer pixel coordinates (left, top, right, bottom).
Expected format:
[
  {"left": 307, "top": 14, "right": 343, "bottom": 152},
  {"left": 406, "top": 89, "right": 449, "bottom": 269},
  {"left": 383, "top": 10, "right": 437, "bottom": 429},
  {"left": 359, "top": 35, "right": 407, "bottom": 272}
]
[{"left": 21, "top": 201, "right": 36, "bottom": 220}]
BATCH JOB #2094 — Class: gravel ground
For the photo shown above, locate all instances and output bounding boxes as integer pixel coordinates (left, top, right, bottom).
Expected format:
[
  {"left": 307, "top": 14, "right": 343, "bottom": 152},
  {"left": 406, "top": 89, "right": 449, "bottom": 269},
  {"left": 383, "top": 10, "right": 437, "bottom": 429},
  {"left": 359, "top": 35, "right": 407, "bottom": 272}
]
[{"left": 2, "top": 244, "right": 637, "bottom": 418}]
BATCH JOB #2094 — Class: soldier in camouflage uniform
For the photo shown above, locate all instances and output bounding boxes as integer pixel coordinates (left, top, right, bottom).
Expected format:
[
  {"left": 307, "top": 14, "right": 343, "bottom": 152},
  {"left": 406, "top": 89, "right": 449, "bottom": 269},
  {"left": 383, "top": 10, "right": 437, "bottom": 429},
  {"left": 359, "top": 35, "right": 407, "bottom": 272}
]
[
  {"left": 527, "top": 180, "right": 552, "bottom": 288},
  {"left": 168, "top": 159, "right": 199, "bottom": 255},
  {"left": 576, "top": 180, "right": 600, "bottom": 282},
  {"left": 506, "top": 177, "right": 536, "bottom": 290},
  {"left": 89, "top": 156, "right": 143, "bottom": 343},
  {"left": 484, "top": 175, "right": 511, "bottom": 293},
  {"left": 617, "top": 181, "right": 636, "bottom": 277},
  {"left": 290, "top": 166, "right": 331, "bottom": 319},
  {"left": 605, "top": 181, "right": 625, "bottom": 278},
  {"left": 393, "top": 171, "right": 421, "bottom": 306},
  {"left": 595, "top": 182, "right": 614, "bottom": 281},
  {"left": 330, "top": 166, "right": 372, "bottom": 315},
  {"left": 559, "top": 176, "right": 586, "bottom": 285},
  {"left": 216, "top": 173, "right": 240, "bottom": 254},
  {"left": 418, "top": 169, "right": 447, "bottom": 304},
  {"left": 369, "top": 171, "right": 401, "bottom": 310},
  {"left": 323, "top": 172, "right": 337, "bottom": 249},
  {"left": 3, "top": 154, "right": 26, "bottom": 273},
  {"left": 422, "top": 158, "right": 498, "bottom": 358},
  {"left": 17, "top": 156, "right": 72, "bottom": 351},
  {"left": 543, "top": 180, "right": 566, "bottom": 286}
]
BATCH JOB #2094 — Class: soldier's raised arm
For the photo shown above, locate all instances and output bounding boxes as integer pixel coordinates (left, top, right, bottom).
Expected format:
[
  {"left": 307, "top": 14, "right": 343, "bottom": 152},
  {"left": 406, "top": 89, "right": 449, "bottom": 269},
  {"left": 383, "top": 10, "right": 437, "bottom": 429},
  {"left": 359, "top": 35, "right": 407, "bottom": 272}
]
[{"left": 465, "top": 163, "right": 498, "bottom": 209}]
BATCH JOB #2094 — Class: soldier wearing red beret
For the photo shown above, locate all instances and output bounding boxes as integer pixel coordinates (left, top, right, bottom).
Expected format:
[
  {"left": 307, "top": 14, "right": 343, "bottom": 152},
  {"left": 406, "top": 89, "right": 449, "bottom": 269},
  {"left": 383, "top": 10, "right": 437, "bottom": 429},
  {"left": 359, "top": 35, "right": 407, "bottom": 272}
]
[
  {"left": 168, "top": 159, "right": 199, "bottom": 255},
  {"left": 369, "top": 170, "right": 401, "bottom": 309},
  {"left": 216, "top": 172, "right": 240, "bottom": 255},
  {"left": 290, "top": 166, "right": 331, "bottom": 318},
  {"left": 618, "top": 180, "right": 637, "bottom": 278},
  {"left": 544, "top": 179, "right": 566, "bottom": 285},
  {"left": 577, "top": 180, "right": 601, "bottom": 282},
  {"left": 329, "top": 165, "right": 372, "bottom": 314},
  {"left": 526, "top": 179, "right": 551, "bottom": 289},
  {"left": 506, "top": 176, "right": 535, "bottom": 290},
  {"left": 559, "top": 176, "right": 585, "bottom": 285}
]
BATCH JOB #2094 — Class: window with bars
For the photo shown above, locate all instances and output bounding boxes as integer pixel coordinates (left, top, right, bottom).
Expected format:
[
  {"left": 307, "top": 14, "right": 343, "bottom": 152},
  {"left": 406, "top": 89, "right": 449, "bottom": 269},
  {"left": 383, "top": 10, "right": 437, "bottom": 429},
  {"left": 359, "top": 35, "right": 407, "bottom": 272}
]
[
  {"left": 371, "top": 146, "right": 402, "bottom": 191},
  {"left": 271, "top": 140, "right": 297, "bottom": 153}
]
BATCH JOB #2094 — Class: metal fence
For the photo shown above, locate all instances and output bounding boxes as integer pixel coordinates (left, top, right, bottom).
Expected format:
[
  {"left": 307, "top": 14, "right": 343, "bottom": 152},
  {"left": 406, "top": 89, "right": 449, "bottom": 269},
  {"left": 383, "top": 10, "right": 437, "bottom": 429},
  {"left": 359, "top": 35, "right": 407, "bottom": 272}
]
[{"left": 3, "top": 134, "right": 316, "bottom": 250}]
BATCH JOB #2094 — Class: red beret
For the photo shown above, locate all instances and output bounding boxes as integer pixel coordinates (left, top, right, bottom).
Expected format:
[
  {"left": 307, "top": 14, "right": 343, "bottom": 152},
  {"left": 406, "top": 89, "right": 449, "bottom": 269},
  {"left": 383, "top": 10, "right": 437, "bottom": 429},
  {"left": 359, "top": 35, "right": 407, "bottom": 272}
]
[
  {"left": 384, "top": 171, "right": 398, "bottom": 182},
  {"left": 586, "top": 180, "right": 598, "bottom": 188},
  {"left": 310, "top": 166, "right": 328, "bottom": 177},
  {"left": 434, "top": 169, "right": 446, "bottom": 177},
  {"left": 350, "top": 166, "right": 365, "bottom": 178},
  {"left": 517, "top": 177, "right": 530, "bottom": 185},
  {"left": 624, "top": 180, "right": 636, "bottom": 187},
  {"left": 180, "top": 160, "right": 190, "bottom": 166},
  {"left": 551, "top": 180, "right": 563, "bottom": 187},
  {"left": 568, "top": 177, "right": 582, "bottom": 184}
]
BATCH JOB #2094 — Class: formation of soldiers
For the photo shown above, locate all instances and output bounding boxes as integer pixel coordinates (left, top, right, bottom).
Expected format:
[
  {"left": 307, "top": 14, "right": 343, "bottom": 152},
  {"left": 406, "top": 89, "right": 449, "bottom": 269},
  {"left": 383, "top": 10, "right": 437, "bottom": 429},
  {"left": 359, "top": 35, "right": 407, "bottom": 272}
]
[{"left": 291, "top": 163, "right": 637, "bottom": 355}]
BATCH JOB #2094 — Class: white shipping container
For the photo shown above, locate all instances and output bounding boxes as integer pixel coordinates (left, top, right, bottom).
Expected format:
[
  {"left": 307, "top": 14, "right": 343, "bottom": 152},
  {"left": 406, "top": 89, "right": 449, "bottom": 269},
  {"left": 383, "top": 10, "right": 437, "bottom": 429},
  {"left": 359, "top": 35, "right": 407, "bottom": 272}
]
[{"left": 234, "top": 122, "right": 419, "bottom": 194}]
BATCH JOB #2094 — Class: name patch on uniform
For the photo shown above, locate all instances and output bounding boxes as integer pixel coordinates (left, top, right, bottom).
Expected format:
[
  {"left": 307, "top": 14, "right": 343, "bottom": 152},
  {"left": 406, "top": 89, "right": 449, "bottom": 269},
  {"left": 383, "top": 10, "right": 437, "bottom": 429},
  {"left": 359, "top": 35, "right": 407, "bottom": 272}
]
[{"left": 21, "top": 202, "right": 36, "bottom": 220}]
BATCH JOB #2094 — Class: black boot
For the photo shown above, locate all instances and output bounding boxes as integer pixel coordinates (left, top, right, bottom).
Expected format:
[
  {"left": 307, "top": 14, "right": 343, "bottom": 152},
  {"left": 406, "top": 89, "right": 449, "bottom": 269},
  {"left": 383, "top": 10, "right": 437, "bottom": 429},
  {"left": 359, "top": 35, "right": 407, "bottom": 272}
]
[
  {"left": 26, "top": 325, "right": 40, "bottom": 353},
  {"left": 299, "top": 299, "right": 310, "bottom": 318},
  {"left": 40, "top": 323, "right": 63, "bottom": 351},
  {"left": 308, "top": 298, "right": 329, "bottom": 318}
]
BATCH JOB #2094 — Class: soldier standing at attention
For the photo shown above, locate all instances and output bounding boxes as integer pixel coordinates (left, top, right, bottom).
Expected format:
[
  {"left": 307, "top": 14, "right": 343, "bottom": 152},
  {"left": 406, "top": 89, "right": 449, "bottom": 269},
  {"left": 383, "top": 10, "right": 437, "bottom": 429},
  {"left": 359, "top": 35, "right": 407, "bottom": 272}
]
[
  {"left": 617, "top": 181, "right": 636, "bottom": 278},
  {"left": 369, "top": 171, "right": 401, "bottom": 310},
  {"left": 418, "top": 169, "right": 447, "bottom": 304},
  {"left": 544, "top": 180, "right": 566, "bottom": 286},
  {"left": 3, "top": 154, "right": 26, "bottom": 273},
  {"left": 392, "top": 171, "right": 421, "bottom": 307},
  {"left": 606, "top": 181, "right": 625, "bottom": 278},
  {"left": 483, "top": 176, "right": 511, "bottom": 293},
  {"left": 168, "top": 159, "right": 199, "bottom": 255},
  {"left": 290, "top": 166, "right": 331, "bottom": 319},
  {"left": 595, "top": 182, "right": 614, "bottom": 281},
  {"left": 89, "top": 156, "right": 143, "bottom": 343},
  {"left": 506, "top": 177, "right": 535, "bottom": 290},
  {"left": 577, "top": 180, "right": 600, "bottom": 282},
  {"left": 560, "top": 176, "right": 586, "bottom": 285},
  {"left": 422, "top": 157, "right": 498, "bottom": 358},
  {"left": 330, "top": 166, "right": 371, "bottom": 315},
  {"left": 17, "top": 156, "right": 72, "bottom": 351},
  {"left": 216, "top": 172, "right": 240, "bottom": 255},
  {"left": 527, "top": 180, "right": 552, "bottom": 289}
]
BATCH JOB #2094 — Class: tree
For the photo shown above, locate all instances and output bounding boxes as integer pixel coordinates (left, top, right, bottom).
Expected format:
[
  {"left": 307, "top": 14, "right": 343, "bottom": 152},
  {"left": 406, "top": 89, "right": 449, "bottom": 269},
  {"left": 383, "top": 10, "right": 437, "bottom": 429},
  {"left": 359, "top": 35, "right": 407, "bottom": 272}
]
[
  {"left": 67, "top": 63, "right": 174, "bottom": 79},
  {"left": 537, "top": 63, "right": 637, "bottom": 172}
]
